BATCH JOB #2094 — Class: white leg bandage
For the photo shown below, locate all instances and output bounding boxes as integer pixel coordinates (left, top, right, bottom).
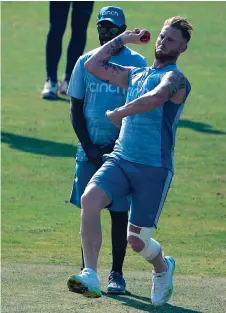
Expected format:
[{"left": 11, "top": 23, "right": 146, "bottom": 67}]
[{"left": 128, "top": 223, "right": 161, "bottom": 261}]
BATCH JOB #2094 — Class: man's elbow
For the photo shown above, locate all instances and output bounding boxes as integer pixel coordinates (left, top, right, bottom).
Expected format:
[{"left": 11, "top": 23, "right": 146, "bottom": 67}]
[
  {"left": 84, "top": 59, "right": 91, "bottom": 72},
  {"left": 84, "top": 59, "right": 97, "bottom": 75}
]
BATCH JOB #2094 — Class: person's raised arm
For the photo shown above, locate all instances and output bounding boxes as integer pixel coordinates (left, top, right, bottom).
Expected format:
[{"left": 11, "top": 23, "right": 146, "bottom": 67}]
[{"left": 84, "top": 29, "right": 150, "bottom": 89}]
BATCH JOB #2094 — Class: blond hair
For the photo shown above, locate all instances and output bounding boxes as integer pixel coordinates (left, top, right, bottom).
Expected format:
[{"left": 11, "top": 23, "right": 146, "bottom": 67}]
[{"left": 164, "top": 16, "right": 193, "bottom": 42}]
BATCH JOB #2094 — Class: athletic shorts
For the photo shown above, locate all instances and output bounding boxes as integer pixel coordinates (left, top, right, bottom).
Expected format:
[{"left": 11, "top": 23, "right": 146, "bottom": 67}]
[
  {"left": 70, "top": 159, "right": 130, "bottom": 212},
  {"left": 87, "top": 155, "right": 173, "bottom": 227}
]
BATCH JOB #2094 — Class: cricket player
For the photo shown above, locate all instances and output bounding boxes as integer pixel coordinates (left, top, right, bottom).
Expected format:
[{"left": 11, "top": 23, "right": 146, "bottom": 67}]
[
  {"left": 67, "top": 16, "right": 193, "bottom": 306},
  {"left": 67, "top": 6, "right": 147, "bottom": 294}
]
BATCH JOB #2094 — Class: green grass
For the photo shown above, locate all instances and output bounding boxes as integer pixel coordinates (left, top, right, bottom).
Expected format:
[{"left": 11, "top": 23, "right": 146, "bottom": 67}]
[
  {"left": 2, "top": 263, "right": 226, "bottom": 313},
  {"left": 1, "top": 0, "right": 226, "bottom": 288}
]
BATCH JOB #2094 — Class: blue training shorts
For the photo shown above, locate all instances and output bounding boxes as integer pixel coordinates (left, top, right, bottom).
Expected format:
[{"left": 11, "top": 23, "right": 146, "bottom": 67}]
[
  {"left": 70, "top": 159, "right": 130, "bottom": 212},
  {"left": 87, "top": 155, "right": 173, "bottom": 228}
]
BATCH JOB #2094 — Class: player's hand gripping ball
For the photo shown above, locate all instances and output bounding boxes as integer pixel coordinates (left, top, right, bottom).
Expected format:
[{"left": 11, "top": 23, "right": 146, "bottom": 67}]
[
  {"left": 134, "top": 28, "right": 151, "bottom": 43},
  {"left": 140, "top": 31, "right": 151, "bottom": 43}
]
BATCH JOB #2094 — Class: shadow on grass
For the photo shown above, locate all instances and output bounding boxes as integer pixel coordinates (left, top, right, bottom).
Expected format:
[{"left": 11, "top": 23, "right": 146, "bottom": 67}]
[
  {"left": 178, "top": 119, "right": 226, "bottom": 135},
  {"left": 41, "top": 95, "right": 70, "bottom": 103},
  {"left": 1, "top": 132, "right": 76, "bottom": 158},
  {"left": 102, "top": 291, "right": 203, "bottom": 313},
  {"left": 2, "top": 118, "right": 225, "bottom": 158}
]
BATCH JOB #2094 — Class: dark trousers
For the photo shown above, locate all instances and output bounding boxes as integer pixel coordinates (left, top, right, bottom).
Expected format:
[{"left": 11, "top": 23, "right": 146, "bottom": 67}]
[{"left": 46, "top": 1, "right": 94, "bottom": 82}]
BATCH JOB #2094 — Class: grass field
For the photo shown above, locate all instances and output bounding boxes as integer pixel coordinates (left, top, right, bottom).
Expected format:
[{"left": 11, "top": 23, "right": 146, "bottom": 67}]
[{"left": 1, "top": 1, "right": 226, "bottom": 313}]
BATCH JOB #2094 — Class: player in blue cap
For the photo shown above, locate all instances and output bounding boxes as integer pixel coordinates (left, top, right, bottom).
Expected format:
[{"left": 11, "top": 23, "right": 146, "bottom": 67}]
[{"left": 66, "top": 6, "right": 147, "bottom": 295}]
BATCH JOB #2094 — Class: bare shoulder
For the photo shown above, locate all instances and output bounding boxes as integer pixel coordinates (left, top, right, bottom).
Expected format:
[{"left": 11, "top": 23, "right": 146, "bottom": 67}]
[{"left": 162, "top": 70, "right": 186, "bottom": 98}]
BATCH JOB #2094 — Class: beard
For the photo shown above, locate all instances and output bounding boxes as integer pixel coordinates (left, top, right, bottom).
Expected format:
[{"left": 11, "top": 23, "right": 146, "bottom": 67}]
[
  {"left": 99, "top": 34, "right": 117, "bottom": 46},
  {"left": 155, "top": 47, "right": 179, "bottom": 62}
]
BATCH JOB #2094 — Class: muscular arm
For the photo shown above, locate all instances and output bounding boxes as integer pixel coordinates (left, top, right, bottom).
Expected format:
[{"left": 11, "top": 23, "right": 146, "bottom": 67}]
[
  {"left": 70, "top": 97, "right": 102, "bottom": 168},
  {"left": 84, "top": 29, "right": 149, "bottom": 88},
  {"left": 70, "top": 97, "right": 116, "bottom": 167},
  {"left": 70, "top": 97, "right": 92, "bottom": 150},
  {"left": 106, "top": 70, "right": 186, "bottom": 122},
  {"left": 84, "top": 36, "right": 132, "bottom": 88}
]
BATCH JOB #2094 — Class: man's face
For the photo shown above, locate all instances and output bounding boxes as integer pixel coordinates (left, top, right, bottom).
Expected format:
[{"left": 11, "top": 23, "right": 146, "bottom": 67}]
[
  {"left": 155, "top": 25, "right": 187, "bottom": 62},
  {"left": 97, "top": 20, "right": 124, "bottom": 45}
]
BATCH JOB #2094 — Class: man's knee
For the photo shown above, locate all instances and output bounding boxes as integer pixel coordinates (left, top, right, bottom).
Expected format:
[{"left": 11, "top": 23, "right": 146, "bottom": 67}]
[
  {"left": 81, "top": 183, "right": 110, "bottom": 211},
  {"left": 127, "top": 223, "right": 161, "bottom": 260},
  {"left": 80, "top": 184, "right": 96, "bottom": 209},
  {"left": 128, "top": 235, "right": 145, "bottom": 252}
]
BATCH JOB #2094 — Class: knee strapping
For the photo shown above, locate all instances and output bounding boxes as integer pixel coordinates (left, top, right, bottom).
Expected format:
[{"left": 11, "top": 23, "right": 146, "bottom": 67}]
[{"left": 127, "top": 223, "right": 161, "bottom": 261}]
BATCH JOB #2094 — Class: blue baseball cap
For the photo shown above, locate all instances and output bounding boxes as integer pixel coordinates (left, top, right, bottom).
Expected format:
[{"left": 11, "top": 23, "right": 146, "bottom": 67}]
[{"left": 97, "top": 6, "right": 126, "bottom": 27}]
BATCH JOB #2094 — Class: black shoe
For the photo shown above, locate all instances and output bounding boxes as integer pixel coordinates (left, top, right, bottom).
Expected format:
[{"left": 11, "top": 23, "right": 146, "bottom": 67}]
[{"left": 107, "top": 271, "right": 126, "bottom": 294}]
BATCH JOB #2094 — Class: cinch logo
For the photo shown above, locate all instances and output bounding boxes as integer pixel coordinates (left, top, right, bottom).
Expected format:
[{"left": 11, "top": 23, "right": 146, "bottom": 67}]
[{"left": 102, "top": 11, "right": 119, "bottom": 16}]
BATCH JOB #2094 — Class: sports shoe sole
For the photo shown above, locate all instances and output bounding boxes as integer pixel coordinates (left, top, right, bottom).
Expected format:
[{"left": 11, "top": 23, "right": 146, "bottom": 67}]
[
  {"left": 41, "top": 92, "right": 58, "bottom": 100},
  {"left": 107, "top": 287, "right": 126, "bottom": 295},
  {"left": 67, "top": 275, "right": 102, "bottom": 298}
]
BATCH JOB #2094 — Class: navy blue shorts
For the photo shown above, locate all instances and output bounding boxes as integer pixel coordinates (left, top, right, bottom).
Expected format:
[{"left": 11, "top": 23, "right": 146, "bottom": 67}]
[
  {"left": 70, "top": 160, "right": 130, "bottom": 212},
  {"left": 88, "top": 155, "right": 173, "bottom": 228}
]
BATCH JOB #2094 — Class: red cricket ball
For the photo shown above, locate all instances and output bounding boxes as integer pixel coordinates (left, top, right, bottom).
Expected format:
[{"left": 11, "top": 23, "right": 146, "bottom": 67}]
[{"left": 140, "top": 31, "right": 151, "bottom": 43}]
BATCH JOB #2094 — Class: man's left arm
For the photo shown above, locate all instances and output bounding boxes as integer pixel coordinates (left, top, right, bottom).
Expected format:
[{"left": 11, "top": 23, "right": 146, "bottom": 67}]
[{"left": 106, "top": 70, "right": 186, "bottom": 126}]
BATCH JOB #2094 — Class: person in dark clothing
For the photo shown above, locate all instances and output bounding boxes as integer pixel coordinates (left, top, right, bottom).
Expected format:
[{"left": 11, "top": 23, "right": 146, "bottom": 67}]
[{"left": 41, "top": 1, "right": 94, "bottom": 99}]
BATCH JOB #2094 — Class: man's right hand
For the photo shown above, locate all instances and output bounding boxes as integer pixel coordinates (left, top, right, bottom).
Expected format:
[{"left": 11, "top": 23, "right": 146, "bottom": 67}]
[
  {"left": 120, "top": 29, "right": 151, "bottom": 45},
  {"left": 86, "top": 143, "right": 115, "bottom": 169},
  {"left": 100, "top": 143, "right": 115, "bottom": 155},
  {"left": 85, "top": 144, "right": 103, "bottom": 169}
]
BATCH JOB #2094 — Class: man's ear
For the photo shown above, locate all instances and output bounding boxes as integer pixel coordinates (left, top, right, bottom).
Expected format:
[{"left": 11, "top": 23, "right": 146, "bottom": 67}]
[
  {"left": 121, "top": 24, "right": 127, "bottom": 32},
  {"left": 180, "top": 43, "right": 187, "bottom": 53}
]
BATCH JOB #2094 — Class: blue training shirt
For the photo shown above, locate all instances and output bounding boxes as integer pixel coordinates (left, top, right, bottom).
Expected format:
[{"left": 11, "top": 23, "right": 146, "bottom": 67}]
[
  {"left": 113, "top": 65, "right": 191, "bottom": 172},
  {"left": 67, "top": 47, "right": 147, "bottom": 161}
]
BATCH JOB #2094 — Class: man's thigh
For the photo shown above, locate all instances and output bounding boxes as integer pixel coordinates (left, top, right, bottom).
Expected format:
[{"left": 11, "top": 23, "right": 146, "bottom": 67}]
[
  {"left": 121, "top": 160, "right": 173, "bottom": 228},
  {"left": 70, "top": 161, "right": 96, "bottom": 208},
  {"left": 70, "top": 158, "right": 130, "bottom": 212},
  {"left": 87, "top": 156, "right": 131, "bottom": 211},
  {"left": 49, "top": 1, "right": 70, "bottom": 27}
]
